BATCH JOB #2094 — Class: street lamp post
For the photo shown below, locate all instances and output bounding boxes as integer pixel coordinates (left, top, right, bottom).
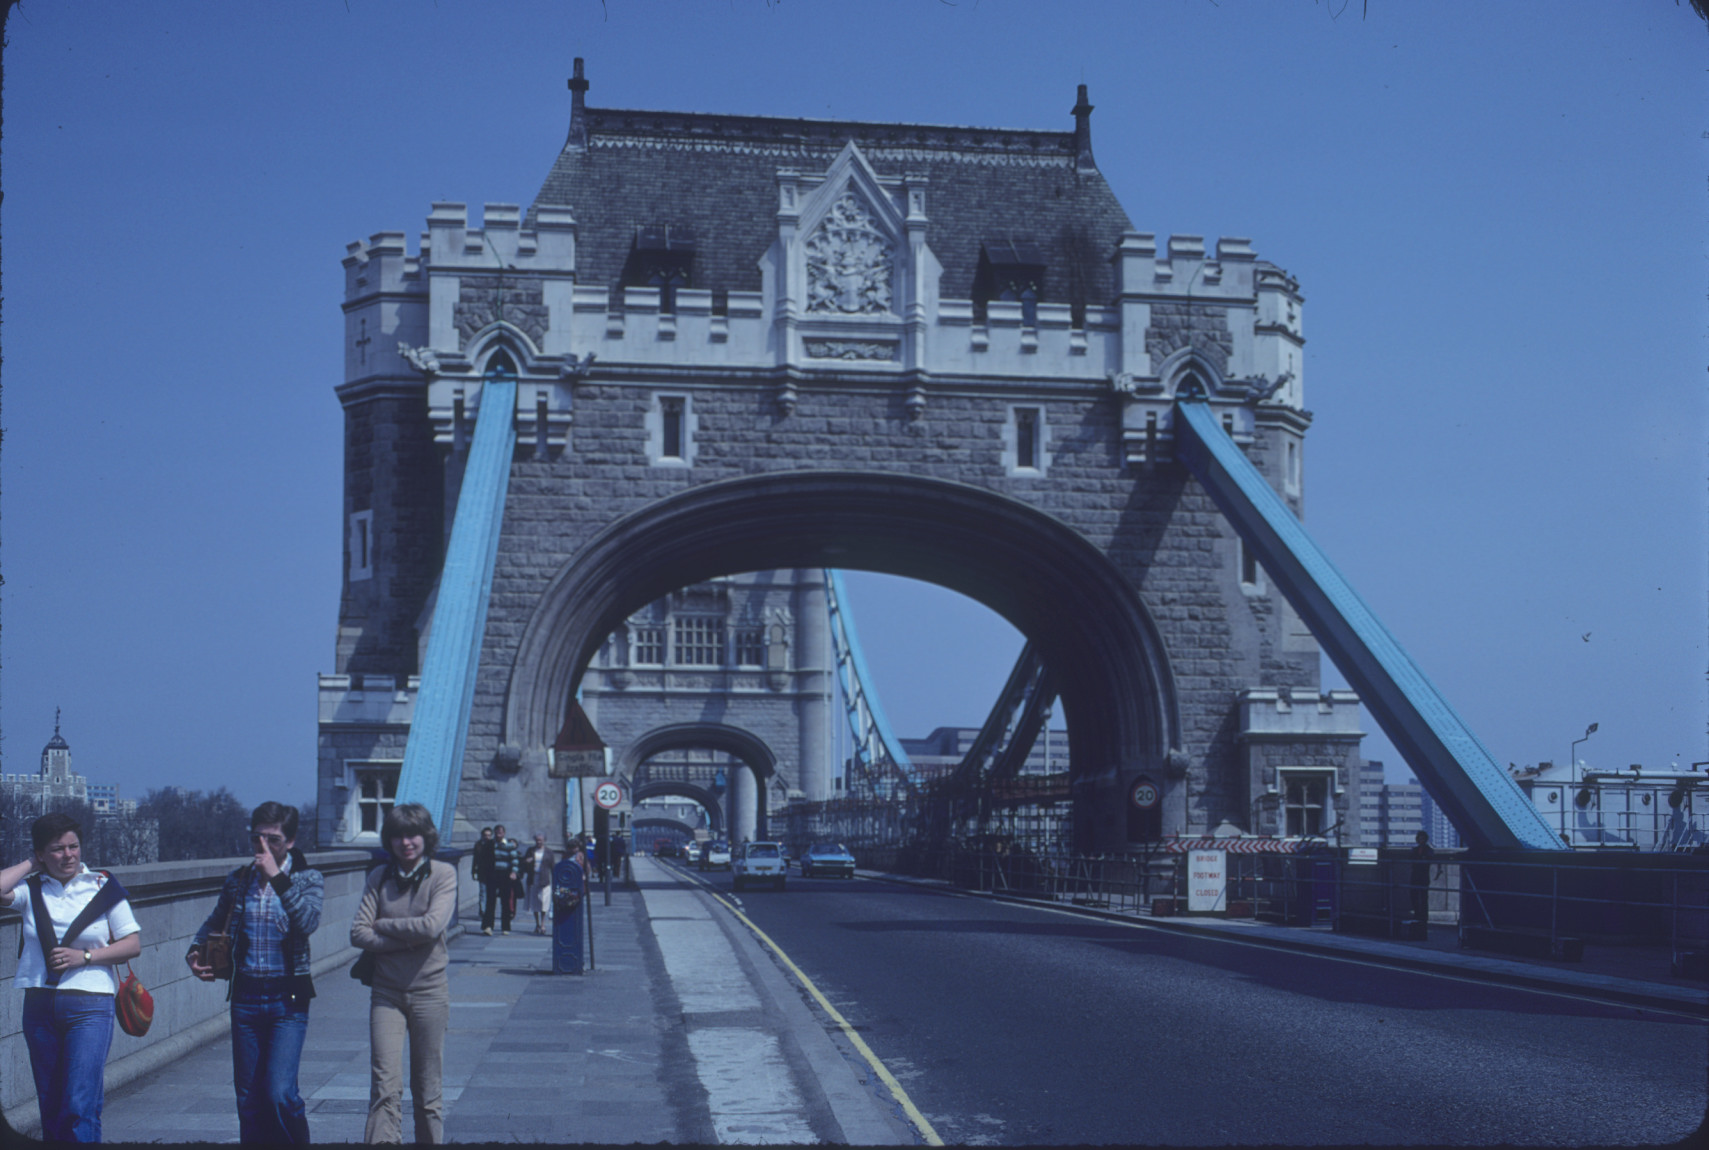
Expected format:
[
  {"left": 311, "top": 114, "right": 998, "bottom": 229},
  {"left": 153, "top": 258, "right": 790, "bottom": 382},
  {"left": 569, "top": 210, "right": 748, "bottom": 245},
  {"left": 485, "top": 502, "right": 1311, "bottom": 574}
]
[{"left": 1571, "top": 722, "right": 1599, "bottom": 787}]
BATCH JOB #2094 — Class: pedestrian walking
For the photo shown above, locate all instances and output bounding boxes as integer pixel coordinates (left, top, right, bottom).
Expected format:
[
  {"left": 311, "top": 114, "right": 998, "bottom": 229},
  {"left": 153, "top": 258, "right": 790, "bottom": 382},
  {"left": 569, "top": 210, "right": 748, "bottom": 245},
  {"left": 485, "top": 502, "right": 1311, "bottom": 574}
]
[
  {"left": 521, "top": 834, "right": 556, "bottom": 934},
  {"left": 351, "top": 802, "right": 457, "bottom": 1144},
  {"left": 485, "top": 826, "right": 521, "bottom": 935},
  {"left": 187, "top": 802, "right": 323, "bottom": 1145},
  {"left": 1409, "top": 830, "right": 1436, "bottom": 923},
  {"left": 471, "top": 827, "right": 494, "bottom": 924},
  {"left": 0, "top": 812, "right": 143, "bottom": 1142}
]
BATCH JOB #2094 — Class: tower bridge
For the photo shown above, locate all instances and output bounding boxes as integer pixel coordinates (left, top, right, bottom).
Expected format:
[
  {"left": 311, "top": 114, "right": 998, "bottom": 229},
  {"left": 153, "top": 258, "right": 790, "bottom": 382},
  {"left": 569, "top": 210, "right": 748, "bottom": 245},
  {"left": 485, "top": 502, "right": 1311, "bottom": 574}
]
[{"left": 317, "top": 63, "right": 1558, "bottom": 857}]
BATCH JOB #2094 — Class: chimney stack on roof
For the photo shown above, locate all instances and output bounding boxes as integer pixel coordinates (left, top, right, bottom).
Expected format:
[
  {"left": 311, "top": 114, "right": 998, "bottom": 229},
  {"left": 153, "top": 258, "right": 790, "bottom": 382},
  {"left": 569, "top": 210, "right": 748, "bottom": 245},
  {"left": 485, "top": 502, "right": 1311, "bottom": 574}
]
[
  {"left": 1072, "top": 83, "right": 1096, "bottom": 172},
  {"left": 567, "top": 57, "right": 594, "bottom": 150}
]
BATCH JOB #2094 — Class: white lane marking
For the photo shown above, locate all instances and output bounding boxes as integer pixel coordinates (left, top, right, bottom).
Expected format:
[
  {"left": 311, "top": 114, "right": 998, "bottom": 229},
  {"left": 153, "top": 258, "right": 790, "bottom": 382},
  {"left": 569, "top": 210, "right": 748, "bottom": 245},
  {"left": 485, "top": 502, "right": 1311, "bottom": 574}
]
[{"left": 686, "top": 1028, "right": 815, "bottom": 1145}]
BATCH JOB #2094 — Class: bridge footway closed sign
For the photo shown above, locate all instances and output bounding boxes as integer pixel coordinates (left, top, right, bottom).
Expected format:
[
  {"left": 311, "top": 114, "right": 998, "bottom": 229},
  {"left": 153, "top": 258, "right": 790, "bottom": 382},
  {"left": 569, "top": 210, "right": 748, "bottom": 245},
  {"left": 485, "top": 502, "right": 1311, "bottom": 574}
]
[{"left": 1187, "top": 849, "right": 1227, "bottom": 913}]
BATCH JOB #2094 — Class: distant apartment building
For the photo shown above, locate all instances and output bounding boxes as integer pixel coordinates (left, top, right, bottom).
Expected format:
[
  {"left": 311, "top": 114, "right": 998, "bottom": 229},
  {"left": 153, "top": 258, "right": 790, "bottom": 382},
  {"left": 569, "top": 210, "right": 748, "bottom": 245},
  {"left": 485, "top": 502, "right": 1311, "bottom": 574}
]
[
  {"left": 898, "top": 726, "right": 1070, "bottom": 783},
  {"left": 1419, "top": 785, "right": 1462, "bottom": 849},
  {"left": 1355, "top": 760, "right": 1385, "bottom": 846},
  {"left": 86, "top": 782, "right": 138, "bottom": 818},
  {"left": 1382, "top": 779, "right": 1424, "bottom": 845},
  {"left": 1350, "top": 760, "right": 1463, "bottom": 847}
]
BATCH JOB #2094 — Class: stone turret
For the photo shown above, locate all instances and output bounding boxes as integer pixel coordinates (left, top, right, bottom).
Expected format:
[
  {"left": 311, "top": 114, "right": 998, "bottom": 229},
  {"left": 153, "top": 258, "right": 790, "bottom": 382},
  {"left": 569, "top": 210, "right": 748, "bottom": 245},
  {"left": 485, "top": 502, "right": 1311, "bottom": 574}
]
[{"left": 41, "top": 709, "right": 70, "bottom": 783}]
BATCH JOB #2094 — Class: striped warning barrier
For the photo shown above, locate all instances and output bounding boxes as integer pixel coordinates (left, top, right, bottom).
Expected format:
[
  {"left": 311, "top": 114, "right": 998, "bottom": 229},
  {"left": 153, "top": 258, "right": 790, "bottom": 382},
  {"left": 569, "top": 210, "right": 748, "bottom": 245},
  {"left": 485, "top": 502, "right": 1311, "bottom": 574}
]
[{"left": 1161, "top": 837, "right": 1319, "bottom": 854}]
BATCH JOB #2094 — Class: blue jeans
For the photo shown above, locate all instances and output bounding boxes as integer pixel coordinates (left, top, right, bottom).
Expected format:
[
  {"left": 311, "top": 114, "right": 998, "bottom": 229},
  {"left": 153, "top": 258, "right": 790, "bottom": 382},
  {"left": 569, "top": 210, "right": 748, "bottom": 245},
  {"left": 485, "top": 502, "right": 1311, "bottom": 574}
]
[
  {"left": 22, "top": 988, "right": 114, "bottom": 1142},
  {"left": 231, "top": 985, "right": 311, "bottom": 1144}
]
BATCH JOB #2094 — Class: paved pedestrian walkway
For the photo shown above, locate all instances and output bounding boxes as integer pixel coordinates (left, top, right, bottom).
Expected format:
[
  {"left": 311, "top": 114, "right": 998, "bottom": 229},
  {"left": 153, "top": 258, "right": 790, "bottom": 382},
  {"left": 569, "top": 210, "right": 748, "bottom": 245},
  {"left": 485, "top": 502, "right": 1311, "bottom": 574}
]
[{"left": 95, "top": 857, "right": 912, "bottom": 1145}]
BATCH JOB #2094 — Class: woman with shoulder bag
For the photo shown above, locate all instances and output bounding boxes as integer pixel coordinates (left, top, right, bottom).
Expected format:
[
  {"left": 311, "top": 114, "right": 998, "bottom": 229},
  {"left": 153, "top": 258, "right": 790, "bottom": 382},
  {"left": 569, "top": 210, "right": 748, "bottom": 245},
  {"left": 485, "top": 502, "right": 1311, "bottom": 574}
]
[
  {"left": 0, "top": 813, "right": 143, "bottom": 1142},
  {"left": 350, "top": 803, "right": 457, "bottom": 1144}
]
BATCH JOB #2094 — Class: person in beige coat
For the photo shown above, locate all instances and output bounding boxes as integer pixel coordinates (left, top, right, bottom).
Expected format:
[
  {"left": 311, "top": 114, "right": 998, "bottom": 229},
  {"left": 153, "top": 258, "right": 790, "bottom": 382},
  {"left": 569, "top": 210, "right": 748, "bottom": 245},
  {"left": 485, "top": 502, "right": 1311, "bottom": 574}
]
[{"left": 350, "top": 803, "right": 457, "bottom": 1144}]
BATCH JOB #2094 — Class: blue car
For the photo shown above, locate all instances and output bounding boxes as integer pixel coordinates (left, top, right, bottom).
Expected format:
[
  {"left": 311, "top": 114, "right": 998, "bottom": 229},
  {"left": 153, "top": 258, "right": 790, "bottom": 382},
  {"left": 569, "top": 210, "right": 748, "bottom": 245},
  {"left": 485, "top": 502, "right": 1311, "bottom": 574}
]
[{"left": 799, "top": 842, "right": 856, "bottom": 879}]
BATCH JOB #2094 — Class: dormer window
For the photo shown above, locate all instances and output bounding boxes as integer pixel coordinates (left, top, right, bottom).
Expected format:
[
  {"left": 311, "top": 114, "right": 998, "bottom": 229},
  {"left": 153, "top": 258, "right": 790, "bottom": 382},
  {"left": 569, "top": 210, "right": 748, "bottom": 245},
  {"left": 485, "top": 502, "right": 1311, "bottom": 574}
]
[
  {"left": 625, "top": 224, "right": 696, "bottom": 314},
  {"left": 975, "top": 238, "right": 1046, "bottom": 325}
]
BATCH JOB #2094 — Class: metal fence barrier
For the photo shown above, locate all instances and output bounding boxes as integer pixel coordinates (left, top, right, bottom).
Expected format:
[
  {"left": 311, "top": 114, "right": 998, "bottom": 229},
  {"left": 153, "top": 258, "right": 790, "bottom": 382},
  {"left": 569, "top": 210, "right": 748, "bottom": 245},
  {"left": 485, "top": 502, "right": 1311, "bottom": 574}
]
[{"left": 856, "top": 841, "right": 1708, "bottom": 980}]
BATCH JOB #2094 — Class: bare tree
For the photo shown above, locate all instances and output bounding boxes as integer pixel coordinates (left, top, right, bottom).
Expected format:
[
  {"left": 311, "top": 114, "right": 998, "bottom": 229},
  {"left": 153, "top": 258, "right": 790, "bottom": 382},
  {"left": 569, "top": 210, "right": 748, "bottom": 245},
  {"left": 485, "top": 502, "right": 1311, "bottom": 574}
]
[{"left": 136, "top": 787, "right": 252, "bottom": 860}]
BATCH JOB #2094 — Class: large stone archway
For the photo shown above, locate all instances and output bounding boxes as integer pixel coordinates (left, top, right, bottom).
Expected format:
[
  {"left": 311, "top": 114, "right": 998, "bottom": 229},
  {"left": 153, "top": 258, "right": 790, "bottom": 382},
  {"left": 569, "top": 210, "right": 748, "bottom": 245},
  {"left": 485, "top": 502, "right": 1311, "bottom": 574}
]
[
  {"left": 502, "top": 471, "right": 1181, "bottom": 852},
  {"left": 631, "top": 781, "right": 725, "bottom": 836},
  {"left": 622, "top": 722, "right": 780, "bottom": 842},
  {"left": 632, "top": 816, "right": 699, "bottom": 848}
]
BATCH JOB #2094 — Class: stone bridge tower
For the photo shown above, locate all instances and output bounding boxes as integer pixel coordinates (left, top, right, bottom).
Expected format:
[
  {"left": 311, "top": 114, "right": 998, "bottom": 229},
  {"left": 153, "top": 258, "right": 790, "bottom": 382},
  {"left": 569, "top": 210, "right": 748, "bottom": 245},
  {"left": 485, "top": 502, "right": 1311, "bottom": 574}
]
[{"left": 317, "top": 64, "right": 1364, "bottom": 853}]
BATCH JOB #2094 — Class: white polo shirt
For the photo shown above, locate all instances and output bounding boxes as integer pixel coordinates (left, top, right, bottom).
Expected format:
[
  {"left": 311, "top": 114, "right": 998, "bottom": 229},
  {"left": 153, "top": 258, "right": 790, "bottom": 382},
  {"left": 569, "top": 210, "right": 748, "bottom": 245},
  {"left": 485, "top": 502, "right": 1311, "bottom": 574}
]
[{"left": 7, "top": 865, "right": 141, "bottom": 994}]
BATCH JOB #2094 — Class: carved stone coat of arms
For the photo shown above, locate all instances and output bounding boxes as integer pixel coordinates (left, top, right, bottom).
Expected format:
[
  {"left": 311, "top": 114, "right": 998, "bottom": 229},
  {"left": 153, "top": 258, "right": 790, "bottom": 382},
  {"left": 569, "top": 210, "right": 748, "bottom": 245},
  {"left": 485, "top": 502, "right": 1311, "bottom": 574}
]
[{"left": 805, "top": 193, "right": 894, "bottom": 315}]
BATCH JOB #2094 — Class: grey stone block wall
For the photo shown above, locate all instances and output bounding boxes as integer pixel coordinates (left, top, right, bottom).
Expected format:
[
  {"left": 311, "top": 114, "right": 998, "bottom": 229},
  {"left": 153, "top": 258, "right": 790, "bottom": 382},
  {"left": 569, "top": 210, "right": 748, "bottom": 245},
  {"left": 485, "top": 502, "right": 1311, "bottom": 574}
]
[
  {"left": 338, "top": 392, "right": 443, "bottom": 678},
  {"left": 445, "top": 378, "right": 1318, "bottom": 851}
]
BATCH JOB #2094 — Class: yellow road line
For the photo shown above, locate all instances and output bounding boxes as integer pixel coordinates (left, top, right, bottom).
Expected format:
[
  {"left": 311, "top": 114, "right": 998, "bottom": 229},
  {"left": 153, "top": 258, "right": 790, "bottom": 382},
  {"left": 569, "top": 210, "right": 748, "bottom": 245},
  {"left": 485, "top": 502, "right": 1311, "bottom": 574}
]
[{"left": 701, "top": 882, "right": 944, "bottom": 1146}]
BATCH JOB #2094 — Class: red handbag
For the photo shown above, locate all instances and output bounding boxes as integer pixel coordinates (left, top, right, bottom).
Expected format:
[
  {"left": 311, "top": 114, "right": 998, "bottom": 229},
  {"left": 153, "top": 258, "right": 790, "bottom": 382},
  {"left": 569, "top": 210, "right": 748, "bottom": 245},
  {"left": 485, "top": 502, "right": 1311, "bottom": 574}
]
[{"left": 115, "top": 963, "right": 154, "bottom": 1037}]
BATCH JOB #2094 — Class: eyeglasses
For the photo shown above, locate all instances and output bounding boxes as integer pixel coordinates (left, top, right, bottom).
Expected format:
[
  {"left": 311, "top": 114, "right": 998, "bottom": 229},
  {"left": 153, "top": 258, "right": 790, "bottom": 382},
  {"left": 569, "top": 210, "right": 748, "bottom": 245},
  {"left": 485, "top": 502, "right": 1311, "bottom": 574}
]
[{"left": 250, "top": 833, "right": 288, "bottom": 846}]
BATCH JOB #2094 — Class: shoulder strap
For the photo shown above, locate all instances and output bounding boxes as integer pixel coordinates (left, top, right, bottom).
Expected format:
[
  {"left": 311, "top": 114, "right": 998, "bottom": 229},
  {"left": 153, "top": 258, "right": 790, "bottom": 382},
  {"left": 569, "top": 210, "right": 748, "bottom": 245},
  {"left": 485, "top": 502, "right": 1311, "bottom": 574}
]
[
  {"left": 28, "top": 876, "right": 58, "bottom": 982},
  {"left": 31, "top": 872, "right": 126, "bottom": 987}
]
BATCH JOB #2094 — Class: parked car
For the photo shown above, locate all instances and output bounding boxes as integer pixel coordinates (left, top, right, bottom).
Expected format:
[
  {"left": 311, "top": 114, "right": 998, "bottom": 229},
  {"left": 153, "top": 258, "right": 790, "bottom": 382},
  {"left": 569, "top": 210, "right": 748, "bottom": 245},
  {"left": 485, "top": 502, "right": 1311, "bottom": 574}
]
[
  {"left": 683, "top": 841, "right": 703, "bottom": 865},
  {"left": 733, "top": 841, "right": 787, "bottom": 892},
  {"left": 799, "top": 842, "right": 857, "bottom": 879},
  {"left": 699, "top": 840, "right": 732, "bottom": 871}
]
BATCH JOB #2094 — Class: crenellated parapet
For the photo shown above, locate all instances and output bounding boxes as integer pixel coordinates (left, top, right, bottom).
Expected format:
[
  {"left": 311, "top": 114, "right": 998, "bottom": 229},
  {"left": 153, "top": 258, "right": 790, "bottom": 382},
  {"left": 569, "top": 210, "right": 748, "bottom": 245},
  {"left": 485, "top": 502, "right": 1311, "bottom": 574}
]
[
  {"left": 318, "top": 673, "right": 420, "bottom": 726},
  {"left": 1107, "top": 233, "right": 1309, "bottom": 470},
  {"left": 1238, "top": 687, "right": 1363, "bottom": 739}
]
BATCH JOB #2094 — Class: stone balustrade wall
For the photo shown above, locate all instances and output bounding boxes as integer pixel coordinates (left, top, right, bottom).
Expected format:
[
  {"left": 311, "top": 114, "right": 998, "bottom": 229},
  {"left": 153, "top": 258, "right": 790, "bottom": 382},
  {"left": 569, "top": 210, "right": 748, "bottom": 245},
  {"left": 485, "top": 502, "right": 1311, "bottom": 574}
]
[{"left": 0, "top": 850, "right": 477, "bottom": 1132}]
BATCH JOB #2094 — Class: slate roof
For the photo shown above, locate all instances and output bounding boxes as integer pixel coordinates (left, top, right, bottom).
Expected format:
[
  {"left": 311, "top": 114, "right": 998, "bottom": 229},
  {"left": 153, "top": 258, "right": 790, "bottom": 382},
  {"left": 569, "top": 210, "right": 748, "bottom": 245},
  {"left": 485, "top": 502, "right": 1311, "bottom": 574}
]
[{"left": 528, "top": 101, "right": 1135, "bottom": 312}]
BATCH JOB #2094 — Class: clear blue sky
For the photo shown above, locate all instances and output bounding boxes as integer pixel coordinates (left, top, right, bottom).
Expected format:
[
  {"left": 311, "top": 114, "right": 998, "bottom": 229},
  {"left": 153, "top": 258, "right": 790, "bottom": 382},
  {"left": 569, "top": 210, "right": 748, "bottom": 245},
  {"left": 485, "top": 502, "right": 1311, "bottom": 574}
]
[{"left": 4, "top": 2, "right": 1703, "bottom": 811}]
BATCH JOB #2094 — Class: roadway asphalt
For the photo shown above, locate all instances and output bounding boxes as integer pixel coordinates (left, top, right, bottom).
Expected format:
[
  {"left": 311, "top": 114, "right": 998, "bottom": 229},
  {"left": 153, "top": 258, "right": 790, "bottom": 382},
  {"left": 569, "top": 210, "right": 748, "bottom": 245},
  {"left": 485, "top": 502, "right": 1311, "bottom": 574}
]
[
  {"left": 716, "top": 866, "right": 1707, "bottom": 1145},
  {"left": 27, "top": 854, "right": 1704, "bottom": 1145}
]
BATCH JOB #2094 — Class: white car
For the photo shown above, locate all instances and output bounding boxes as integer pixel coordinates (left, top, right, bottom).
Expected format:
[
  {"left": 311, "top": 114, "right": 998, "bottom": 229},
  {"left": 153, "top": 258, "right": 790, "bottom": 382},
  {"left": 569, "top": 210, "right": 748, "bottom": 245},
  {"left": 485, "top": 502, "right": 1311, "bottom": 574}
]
[
  {"left": 732, "top": 842, "right": 787, "bottom": 892},
  {"left": 699, "top": 840, "right": 732, "bottom": 871}
]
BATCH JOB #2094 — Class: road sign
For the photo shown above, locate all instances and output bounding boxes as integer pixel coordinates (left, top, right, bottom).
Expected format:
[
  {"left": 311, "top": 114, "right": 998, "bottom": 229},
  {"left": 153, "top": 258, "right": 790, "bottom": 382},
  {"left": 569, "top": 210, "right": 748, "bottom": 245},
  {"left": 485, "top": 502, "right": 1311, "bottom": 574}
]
[
  {"left": 1129, "top": 778, "right": 1160, "bottom": 810},
  {"left": 1187, "top": 849, "right": 1227, "bottom": 913},
  {"left": 593, "top": 781, "right": 624, "bottom": 809}
]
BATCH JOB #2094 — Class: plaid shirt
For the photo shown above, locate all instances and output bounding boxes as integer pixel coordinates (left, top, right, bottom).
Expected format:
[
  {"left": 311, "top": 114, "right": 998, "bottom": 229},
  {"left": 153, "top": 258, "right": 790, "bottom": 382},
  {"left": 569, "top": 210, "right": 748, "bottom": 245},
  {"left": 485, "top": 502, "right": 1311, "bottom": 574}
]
[
  {"left": 240, "top": 857, "right": 291, "bottom": 978},
  {"left": 193, "top": 849, "right": 323, "bottom": 993}
]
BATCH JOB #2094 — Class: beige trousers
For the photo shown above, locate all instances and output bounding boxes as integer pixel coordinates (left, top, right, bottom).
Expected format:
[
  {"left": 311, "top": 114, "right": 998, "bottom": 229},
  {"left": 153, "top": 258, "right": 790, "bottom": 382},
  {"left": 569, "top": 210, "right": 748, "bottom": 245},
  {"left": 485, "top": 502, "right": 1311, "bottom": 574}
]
[{"left": 365, "top": 981, "right": 449, "bottom": 1144}]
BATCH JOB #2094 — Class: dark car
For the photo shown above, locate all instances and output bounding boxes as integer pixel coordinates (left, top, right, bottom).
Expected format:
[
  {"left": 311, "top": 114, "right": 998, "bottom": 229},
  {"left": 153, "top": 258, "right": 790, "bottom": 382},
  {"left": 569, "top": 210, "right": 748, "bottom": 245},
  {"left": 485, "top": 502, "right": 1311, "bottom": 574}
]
[
  {"left": 799, "top": 842, "right": 857, "bottom": 879},
  {"left": 653, "top": 841, "right": 679, "bottom": 858}
]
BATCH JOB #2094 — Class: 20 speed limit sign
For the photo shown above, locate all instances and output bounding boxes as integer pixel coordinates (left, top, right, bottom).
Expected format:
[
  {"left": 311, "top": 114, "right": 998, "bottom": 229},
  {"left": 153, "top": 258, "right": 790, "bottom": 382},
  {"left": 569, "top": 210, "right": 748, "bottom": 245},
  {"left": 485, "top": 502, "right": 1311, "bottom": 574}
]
[
  {"left": 593, "top": 782, "right": 624, "bottom": 809},
  {"left": 1129, "top": 779, "right": 1160, "bottom": 810}
]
